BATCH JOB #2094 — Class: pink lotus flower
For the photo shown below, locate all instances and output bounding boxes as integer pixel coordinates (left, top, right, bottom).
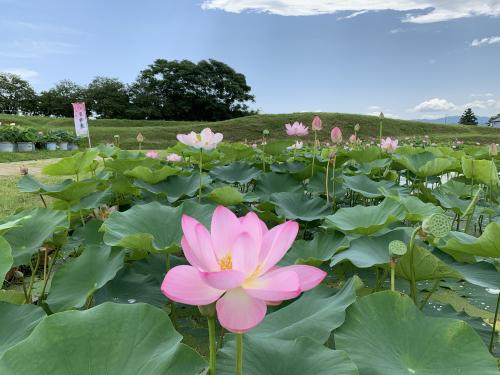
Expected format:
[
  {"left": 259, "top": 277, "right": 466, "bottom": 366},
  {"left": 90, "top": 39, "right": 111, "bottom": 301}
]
[
  {"left": 489, "top": 143, "right": 498, "bottom": 156},
  {"left": 177, "top": 128, "right": 223, "bottom": 150},
  {"left": 166, "top": 153, "right": 182, "bottom": 162},
  {"left": 287, "top": 140, "right": 304, "bottom": 150},
  {"left": 330, "top": 127, "right": 342, "bottom": 144},
  {"left": 251, "top": 143, "right": 257, "bottom": 149},
  {"left": 348, "top": 134, "right": 357, "bottom": 144},
  {"left": 161, "top": 206, "right": 326, "bottom": 333},
  {"left": 285, "top": 122, "right": 309, "bottom": 137},
  {"left": 381, "top": 137, "right": 398, "bottom": 153},
  {"left": 312, "top": 116, "right": 322, "bottom": 131},
  {"left": 146, "top": 151, "right": 159, "bottom": 159}
]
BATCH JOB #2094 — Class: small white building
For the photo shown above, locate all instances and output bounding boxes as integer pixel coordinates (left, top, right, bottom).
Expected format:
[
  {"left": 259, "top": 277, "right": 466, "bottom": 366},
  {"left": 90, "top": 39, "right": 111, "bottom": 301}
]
[{"left": 490, "top": 116, "right": 500, "bottom": 128}]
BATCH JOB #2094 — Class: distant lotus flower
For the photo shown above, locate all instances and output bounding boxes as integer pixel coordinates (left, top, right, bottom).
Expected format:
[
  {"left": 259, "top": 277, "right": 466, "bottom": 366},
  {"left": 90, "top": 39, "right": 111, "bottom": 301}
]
[
  {"left": 330, "top": 127, "right": 342, "bottom": 144},
  {"left": 379, "top": 112, "right": 384, "bottom": 119},
  {"left": 146, "top": 151, "right": 159, "bottom": 159},
  {"left": 489, "top": 143, "right": 498, "bottom": 156},
  {"left": 161, "top": 206, "right": 326, "bottom": 333},
  {"left": 251, "top": 143, "right": 258, "bottom": 149},
  {"left": 177, "top": 128, "right": 223, "bottom": 150},
  {"left": 166, "top": 153, "right": 182, "bottom": 162},
  {"left": 349, "top": 134, "right": 357, "bottom": 144},
  {"left": 287, "top": 141, "right": 304, "bottom": 150},
  {"left": 354, "top": 123, "right": 360, "bottom": 132},
  {"left": 381, "top": 137, "right": 399, "bottom": 153},
  {"left": 9, "top": 122, "right": 15, "bottom": 126},
  {"left": 285, "top": 122, "right": 309, "bottom": 136},
  {"left": 312, "top": 116, "right": 322, "bottom": 131}
]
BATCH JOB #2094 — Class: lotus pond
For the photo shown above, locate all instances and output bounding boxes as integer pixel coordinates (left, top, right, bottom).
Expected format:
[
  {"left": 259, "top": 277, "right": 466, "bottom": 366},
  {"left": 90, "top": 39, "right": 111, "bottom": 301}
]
[{"left": 0, "top": 123, "right": 499, "bottom": 374}]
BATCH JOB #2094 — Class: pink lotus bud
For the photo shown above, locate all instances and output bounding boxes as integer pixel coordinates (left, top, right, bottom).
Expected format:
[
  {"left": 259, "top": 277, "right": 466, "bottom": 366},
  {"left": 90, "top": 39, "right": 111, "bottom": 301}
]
[
  {"left": 330, "top": 127, "right": 342, "bottom": 144},
  {"left": 312, "top": 116, "right": 322, "bottom": 131},
  {"left": 349, "top": 134, "right": 357, "bottom": 144},
  {"left": 489, "top": 143, "right": 498, "bottom": 156},
  {"left": 146, "top": 151, "right": 159, "bottom": 159}
]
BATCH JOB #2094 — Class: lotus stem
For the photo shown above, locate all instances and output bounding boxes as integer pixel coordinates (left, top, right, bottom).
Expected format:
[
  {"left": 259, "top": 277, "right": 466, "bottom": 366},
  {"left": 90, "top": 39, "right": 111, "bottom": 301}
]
[
  {"left": 409, "top": 226, "right": 420, "bottom": 304},
  {"left": 199, "top": 149, "right": 203, "bottom": 202},
  {"left": 39, "top": 194, "right": 47, "bottom": 208},
  {"left": 311, "top": 131, "right": 317, "bottom": 177},
  {"left": 390, "top": 258, "right": 396, "bottom": 292},
  {"left": 208, "top": 317, "right": 217, "bottom": 375},
  {"left": 489, "top": 292, "right": 500, "bottom": 354},
  {"left": 39, "top": 247, "right": 59, "bottom": 302},
  {"left": 236, "top": 334, "right": 244, "bottom": 375},
  {"left": 331, "top": 155, "right": 337, "bottom": 211},
  {"left": 26, "top": 251, "right": 41, "bottom": 303},
  {"left": 325, "top": 156, "right": 330, "bottom": 203},
  {"left": 419, "top": 279, "right": 440, "bottom": 310}
]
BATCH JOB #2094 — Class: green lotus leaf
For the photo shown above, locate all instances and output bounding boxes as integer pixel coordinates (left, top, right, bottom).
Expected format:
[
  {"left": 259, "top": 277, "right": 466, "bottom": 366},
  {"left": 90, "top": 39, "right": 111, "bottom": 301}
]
[
  {"left": 18, "top": 175, "right": 100, "bottom": 202},
  {"left": 270, "top": 192, "right": 331, "bottom": 221},
  {"left": 389, "top": 195, "right": 444, "bottom": 222},
  {"left": 0, "top": 217, "right": 28, "bottom": 235},
  {"left": 336, "top": 291, "right": 498, "bottom": 375},
  {"left": 270, "top": 161, "right": 307, "bottom": 174},
  {"left": 438, "top": 179, "right": 473, "bottom": 198},
  {"left": 217, "top": 143, "right": 255, "bottom": 162},
  {"left": 209, "top": 185, "right": 244, "bottom": 206},
  {"left": 46, "top": 245, "right": 124, "bottom": 312},
  {"left": 210, "top": 161, "right": 261, "bottom": 184},
  {"left": 355, "top": 158, "right": 391, "bottom": 174},
  {"left": 124, "top": 165, "right": 180, "bottom": 184},
  {"left": 440, "top": 222, "right": 500, "bottom": 258},
  {"left": 331, "top": 228, "right": 411, "bottom": 267},
  {"left": 0, "top": 237, "right": 13, "bottom": 284},
  {"left": 306, "top": 172, "right": 346, "bottom": 199},
  {"left": 282, "top": 231, "right": 349, "bottom": 266},
  {"left": 325, "top": 199, "right": 405, "bottom": 235},
  {"left": 217, "top": 336, "right": 358, "bottom": 375},
  {"left": 462, "top": 157, "right": 500, "bottom": 186},
  {"left": 248, "top": 172, "right": 303, "bottom": 201},
  {"left": 343, "top": 175, "right": 402, "bottom": 198},
  {"left": 342, "top": 147, "right": 383, "bottom": 163},
  {"left": 70, "top": 187, "right": 113, "bottom": 211},
  {"left": 0, "top": 302, "right": 45, "bottom": 356},
  {"left": 101, "top": 202, "right": 183, "bottom": 253},
  {"left": 432, "top": 189, "right": 470, "bottom": 215},
  {"left": 0, "top": 290, "right": 25, "bottom": 304},
  {"left": 42, "top": 149, "right": 99, "bottom": 176},
  {"left": 0, "top": 208, "right": 69, "bottom": 266},
  {"left": 394, "top": 151, "right": 454, "bottom": 177},
  {"left": 0, "top": 303, "right": 206, "bottom": 375},
  {"left": 105, "top": 157, "right": 156, "bottom": 174},
  {"left": 181, "top": 200, "right": 217, "bottom": 229},
  {"left": 134, "top": 173, "right": 211, "bottom": 202}
]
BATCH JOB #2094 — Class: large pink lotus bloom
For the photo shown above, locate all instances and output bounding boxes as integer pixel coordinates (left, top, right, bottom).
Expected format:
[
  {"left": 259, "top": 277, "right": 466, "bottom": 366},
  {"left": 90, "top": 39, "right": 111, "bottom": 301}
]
[
  {"left": 177, "top": 128, "right": 223, "bottom": 150},
  {"left": 285, "top": 122, "right": 309, "bottom": 137},
  {"left": 161, "top": 206, "right": 326, "bottom": 333},
  {"left": 331, "top": 127, "right": 342, "bottom": 144},
  {"left": 312, "top": 116, "right": 322, "bottom": 131},
  {"left": 381, "top": 137, "right": 399, "bottom": 153},
  {"left": 145, "top": 150, "right": 159, "bottom": 159},
  {"left": 166, "top": 153, "right": 182, "bottom": 162}
]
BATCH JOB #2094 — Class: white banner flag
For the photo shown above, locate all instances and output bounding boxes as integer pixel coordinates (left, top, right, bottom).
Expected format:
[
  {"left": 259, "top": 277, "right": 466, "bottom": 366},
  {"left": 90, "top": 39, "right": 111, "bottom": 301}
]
[{"left": 72, "top": 102, "right": 89, "bottom": 138}]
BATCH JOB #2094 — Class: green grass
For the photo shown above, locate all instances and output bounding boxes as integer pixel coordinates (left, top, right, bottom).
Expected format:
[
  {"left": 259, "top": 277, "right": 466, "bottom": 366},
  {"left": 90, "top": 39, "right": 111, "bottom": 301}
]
[
  {"left": 2, "top": 113, "right": 499, "bottom": 151},
  {"left": 0, "top": 150, "right": 77, "bottom": 163}
]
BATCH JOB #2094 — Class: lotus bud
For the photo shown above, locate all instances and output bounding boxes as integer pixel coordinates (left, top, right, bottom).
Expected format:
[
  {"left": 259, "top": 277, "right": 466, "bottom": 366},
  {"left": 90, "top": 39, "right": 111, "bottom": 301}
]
[
  {"left": 312, "top": 116, "right": 322, "bottom": 131},
  {"left": 388, "top": 240, "right": 407, "bottom": 256},
  {"left": 136, "top": 132, "right": 144, "bottom": 143},
  {"left": 198, "top": 303, "right": 216, "bottom": 318},
  {"left": 379, "top": 112, "right": 384, "bottom": 119},
  {"left": 354, "top": 123, "right": 360, "bottom": 132},
  {"left": 422, "top": 213, "right": 451, "bottom": 238},
  {"left": 330, "top": 127, "right": 342, "bottom": 144},
  {"left": 489, "top": 143, "right": 498, "bottom": 156}
]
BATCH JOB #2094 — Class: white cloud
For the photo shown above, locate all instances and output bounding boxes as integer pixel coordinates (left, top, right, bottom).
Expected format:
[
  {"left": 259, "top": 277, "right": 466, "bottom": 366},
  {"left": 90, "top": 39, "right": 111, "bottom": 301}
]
[
  {"left": 201, "top": 1, "right": 500, "bottom": 23},
  {"left": 2, "top": 68, "right": 39, "bottom": 81},
  {"left": 471, "top": 36, "right": 500, "bottom": 47},
  {"left": 337, "top": 10, "right": 370, "bottom": 20},
  {"left": 367, "top": 105, "right": 381, "bottom": 110},
  {"left": 413, "top": 98, "right": 456, "bottom": 112},
  {"left": 367, "top": 111, "right": 400, "bottom": 118}
]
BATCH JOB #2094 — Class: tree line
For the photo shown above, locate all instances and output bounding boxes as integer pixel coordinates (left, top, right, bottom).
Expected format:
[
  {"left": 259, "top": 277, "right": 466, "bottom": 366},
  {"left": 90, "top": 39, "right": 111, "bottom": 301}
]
[{"left": 0, "top": 59, "right": 256, "bottom": 121}]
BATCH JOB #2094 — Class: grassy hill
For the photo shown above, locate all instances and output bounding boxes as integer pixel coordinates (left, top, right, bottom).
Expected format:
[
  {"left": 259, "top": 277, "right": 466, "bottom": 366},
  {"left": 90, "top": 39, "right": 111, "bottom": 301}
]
[{"left": 1, "top": 113, "right": 499, "bottom": 150}]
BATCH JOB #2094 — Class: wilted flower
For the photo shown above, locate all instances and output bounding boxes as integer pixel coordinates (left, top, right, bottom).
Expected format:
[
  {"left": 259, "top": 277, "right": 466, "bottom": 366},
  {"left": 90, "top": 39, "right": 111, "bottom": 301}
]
[
  {"left": 287, "top": 141, "right": 304, "bottom": 150},
  {"left": 161, "top": 206, "right": 326, "bottom": 333},
  {"left": 285, "top": 122, "right": 309, "bottom": 136},
  {"left": 177, "top": 128, "right": 223, "bottom": 150},
  {"left": 166, "top": 153, "right": 182, "bottom": 162},
  {"left": 330, "top": 127, "right": 342, "bottom": 144},
  {"left": 381, "top": 137, "right": 398, "bottom": 153},
  {"left": 146, "top": 151, "right": 159, "bottom": 159},
  {"left": 489, "top": 143, "right": 498, "bottom": 156},
  {"left": 93, "top": 205, "right": 118, "bottom": 220},
  {"left": 312, "top": 116, "right": 322, "bottom": 131}
]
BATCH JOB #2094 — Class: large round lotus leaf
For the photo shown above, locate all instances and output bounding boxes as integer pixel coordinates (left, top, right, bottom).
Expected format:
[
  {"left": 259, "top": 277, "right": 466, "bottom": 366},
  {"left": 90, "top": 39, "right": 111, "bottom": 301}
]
[
  {"left": 336, "top": 291, "right": 498, "bottom": 375},
  {"left": 331, "top": 228, "right": 411, "bottom": 267},
  {"left": 461, "top": 157, "right": 499, "bottom": 186},
  {"left": 270, "top": 192, "right": 331, "bottom": 221},
  {"left": 325, "top": 199, "right": 405, "bottom": 235},
  {"left": 0, "top": 302, "right": 45, "bottom": 356},
  {"left": 306, "top": 172, "right": 346, "bottom": 199},
  {"left": 217, "top": 143, "right": 255, "bottom": 162},
  {"left": 282, "top": 231, "right": 349, "bottom": 266},
  {"left": 431, "top": 189, "right": 470, "bottom": 215},
  {"left": 101, "top": 202, "right": 183, "bottom": 253},
  {"left": 0, "top": 303, "right": 206, "bottom": 375},
  {"left": 342, "top": 147, "right": 382, "bottom": 163},
  {"left": 70, "top": 187, "right": 113, "bottom": 211},
  {"left": 0, "top": 237, "right": 13, "bottom": 284},
  {"left": 217, "top": 336, "right": 358, "bottom": 375},
  {"left": 390, "top": 195, "right": 444, "bottom": 222},
  {"left": 438, "top": 179, "right": 473, "bottom": 198},
  {"left": 394, "top": 152, "right": 454, "bottom": 177},
  {"left": 42, "top": 149, "right": 99, "bottom": 176},
  {"left": 181, "top": 200, "right": 217, "bottom": 229},
  {"left": 355, "top": 158, "right": 391, "bottom": 174},
  {"left": 46, "top": 245, "right": 124, "bottom": 312},
  {"left": 210, "top": 161, "right": 261, "bottom": 184},
  {"left": 208, "top": 185, "right": 244, "bottom": 206},
  {"left": 270, "top": 161, "right": 307, "bottom": 174},
  {"left": 124, "top": 165, "right": 180, "bottom": 184},
  {"left": 248, "top": 172, "right": 303, "bottom": 201},
  {"left": 343, "top": 175, "right": 400, "bottom": 198},
  {"left": 134, "top": 173, "right": 211, "bottom": 202},
  {"left": 440, "top": 222, "right": 500, "bottom": 258},
  {"left": 105, "top": 157, "right": 156, "bottom": 174},
  {"left": 1, "top": 208, "right": 69, "bottom": 266},
  {"left": 0, "top": 217, "right": 27, "bottom": 235}
]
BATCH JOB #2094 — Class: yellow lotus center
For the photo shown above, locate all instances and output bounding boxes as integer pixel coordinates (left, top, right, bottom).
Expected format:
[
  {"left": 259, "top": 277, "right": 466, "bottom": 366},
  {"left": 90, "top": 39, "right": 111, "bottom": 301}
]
[
  {"left": 219, "top": 254, "right": 233, "bottom": 271},
  {"left": 196, "top": 134, "right": 202, "bottom": 142}
]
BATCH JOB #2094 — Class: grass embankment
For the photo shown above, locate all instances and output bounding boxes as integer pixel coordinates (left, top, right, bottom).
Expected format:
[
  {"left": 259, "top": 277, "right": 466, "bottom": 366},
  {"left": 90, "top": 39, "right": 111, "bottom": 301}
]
[{"left": 1, "top": 113, "right": 499, "bottom": 152}]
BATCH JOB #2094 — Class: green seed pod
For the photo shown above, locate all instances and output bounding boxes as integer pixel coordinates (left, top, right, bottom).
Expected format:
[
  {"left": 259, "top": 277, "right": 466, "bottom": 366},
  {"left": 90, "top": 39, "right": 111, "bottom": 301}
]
[
  {"left": 198, "top": 303, "right": 216, "bottom": 318},
  {"left": 262, "top": 129, "right": 270, "bottom": 136},
  {"left": 388, "top": 240, "right": 407, "bottom": 256},
  {"left": 422, "top": 213, "right": 451, "bottom": 238}
]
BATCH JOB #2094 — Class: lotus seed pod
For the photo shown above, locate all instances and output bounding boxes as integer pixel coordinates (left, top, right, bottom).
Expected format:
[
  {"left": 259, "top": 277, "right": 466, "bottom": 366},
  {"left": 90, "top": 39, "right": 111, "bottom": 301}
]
[
  {"left": 422, "top": 213, "right": 451, "bottom": 238},
  {"left": 198, "top": 303, "right": 216, "bottom": 318},
  {"left": 388, "top": 240, "right": 407, "bottom": 256},
  {"left": 262, "top": 129, "right": 270, "bottom": 136}
]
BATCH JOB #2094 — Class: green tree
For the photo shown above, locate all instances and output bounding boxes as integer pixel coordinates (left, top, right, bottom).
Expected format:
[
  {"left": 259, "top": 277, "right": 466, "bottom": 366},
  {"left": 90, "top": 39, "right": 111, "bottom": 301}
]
[
  {"left": 85, "top": 77, "right": 130, "bottom": 118},
  {"left": 0, "top": 73, "right": 37, "bottom": 114},
  {"left": 38, "top": 80, "right": 85, "bottom": 117},
  {"left": 459, "top": 108, "right": 478, "bottom": 125},
  {"left": 129, "top": 59, "right": 255, "bottom": 121}
]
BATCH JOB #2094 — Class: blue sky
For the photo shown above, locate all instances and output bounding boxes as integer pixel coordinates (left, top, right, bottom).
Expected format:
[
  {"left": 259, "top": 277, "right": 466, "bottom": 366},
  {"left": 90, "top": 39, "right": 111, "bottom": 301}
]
[{"left": 2, "top": 0, "right": 500, "bottom": 119}]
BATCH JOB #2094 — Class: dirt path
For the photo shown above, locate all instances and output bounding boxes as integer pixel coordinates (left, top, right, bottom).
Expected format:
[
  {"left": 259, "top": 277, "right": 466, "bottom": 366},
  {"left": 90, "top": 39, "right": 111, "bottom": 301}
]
[{"left": 0, "top": 159, "right": 60, "bottom": 177}]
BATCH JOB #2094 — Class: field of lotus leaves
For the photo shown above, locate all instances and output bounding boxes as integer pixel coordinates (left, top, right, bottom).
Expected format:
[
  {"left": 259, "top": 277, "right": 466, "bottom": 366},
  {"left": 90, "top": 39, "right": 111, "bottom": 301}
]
[{"left": 0, "top": 119, "right": 499, "bottom": 374}]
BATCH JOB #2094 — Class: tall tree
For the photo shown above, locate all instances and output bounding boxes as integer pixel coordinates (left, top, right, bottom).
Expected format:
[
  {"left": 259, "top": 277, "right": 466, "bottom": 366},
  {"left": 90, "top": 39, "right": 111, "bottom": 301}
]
[
  {"left": 459, "top": 108, "right": 478, "bottom": 126},
  {"left": 85, "top": 77, "right": 130, "bottom": 118},
  {"left": 38, "top": 80, "right": 85, "bottom": 117},
  {"left": 0, "top": 73, "right": 37, "bottom": 114},
  {"left": 129, "top": 59, "right": 255, "bottom": 121}
]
